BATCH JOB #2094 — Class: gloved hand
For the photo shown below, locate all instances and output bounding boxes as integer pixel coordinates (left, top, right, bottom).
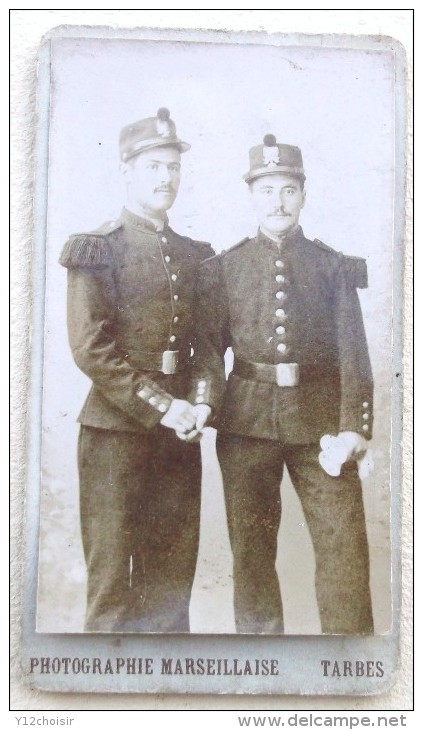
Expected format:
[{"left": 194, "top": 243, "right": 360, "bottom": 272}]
[
  {"left": 160, "top": 399, "right": 197, "bottom": 434},
  {"left": 319, "top": 431, "right": 374, "bottom": 479},
  {"left": 176, "top": 404, "right": 212, "bottom": 442}
]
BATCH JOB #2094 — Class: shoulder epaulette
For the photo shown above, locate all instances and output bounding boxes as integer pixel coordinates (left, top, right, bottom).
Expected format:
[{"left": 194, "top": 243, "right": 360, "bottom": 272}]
[
  {"left": 220, "top": 237, "right": 251, "bottom": 257},
  {"left": 174, "top": 233, "right": 202, "bottom": 246},
  {"left": 341, "top": 254, "right": 368, "bottom": 289},
  {"left": 313, "top": 239, "right": 367, "bottom": 288},
  {"left": 189, "top": 238, "right": 213, "bottom": 250},
  {"left": 167, "top": 229, "right": 214, "bottom": 256},
  {"left": 313, "top": 238, "right": 340, "bottom": 256},
  {"left": 187, "top": 238, "right": 215, "bottom": 256},
  {"left": 59, "top": 220, "right": 122, "bottom": 268}
]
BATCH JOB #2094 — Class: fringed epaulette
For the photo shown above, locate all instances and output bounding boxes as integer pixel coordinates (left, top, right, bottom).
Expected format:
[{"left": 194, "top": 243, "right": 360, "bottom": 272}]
[
  {"left": 341, "top": 254, "right": 368, "bottom": 289},
  {"left": 59, "top": 220, "right": 121, "bottom": 268},
  {"left": 220, "top": 237, "right": 250, "bottom": 257}
]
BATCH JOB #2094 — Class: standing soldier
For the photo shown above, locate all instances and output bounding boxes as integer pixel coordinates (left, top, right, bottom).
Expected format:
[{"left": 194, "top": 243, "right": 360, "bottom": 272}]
[
  {"left": 191, "top": 134, "right": 374, "bottom": 635},
  {"left": 59, "top": 109, "right": 212, "bottom": 633}
]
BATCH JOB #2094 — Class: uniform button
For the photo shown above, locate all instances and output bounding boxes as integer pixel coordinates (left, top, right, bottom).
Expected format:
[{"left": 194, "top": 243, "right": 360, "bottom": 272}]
[
  {"left": 362, "top": 402, "right": 369, "bottom": 408},
  {"left": 198, "top": 380, "right": 206, "bottom": 387},
  {"left": 138, "top": 389, "right": 147, "bottom": 399},
  {"left": 275, "top": 309, "right": 286, "bottom": 318},
  {"left": 275, "top": 275, "right": 285, "bottom": 283},
  {"left": 276, "top": 326, "right": 286, "bottom": 335},
  {"left": 275, "top": 260, "right": 284, "bottom": 268},
  {"left": 195, "top": 396, "right": 205, "bottom": 404},
  {"left": 173, "top": 294, "right": 179, "bottom": 301},
  {"left": 173, "top": 316, "right": 179, "bottom": 323},
  {"left": 275, "top": 291, "right": 286, "bottom": 300},
  {"left": 158, "top": 403, "right": 167, "bottom": 413},
  {"left": 362, "top": 413, "right": 369, "bottom": 420},
  {"left": 161, "top": 236, "right": 168, "bottom": 244},
  {"left": 362, "top": 424, "right": 369, "bottom": 432},
  {"left": 149, "top": 396, "right": 157, "bottom": 405},
  {"left": 171, "top": 274, "right": 178, "bottom": 281},
  {"left": 164, "top": 255, "right": 171, "bottom": 263},
  {"left": 197, "top": 386, "right": 206, "bottom": 394},
  {"left": 277, "top": 343, "right": 287, "bottom": 353},
  {"left": 169, "top": 335, "right": 176, "bottom": 343}
]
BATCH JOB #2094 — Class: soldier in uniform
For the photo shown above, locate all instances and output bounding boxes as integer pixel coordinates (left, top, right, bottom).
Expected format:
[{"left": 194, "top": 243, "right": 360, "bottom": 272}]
[
  {"left": 59, "top": 109, "right": 212, "bottom": 632},
  {"left": 190, "top": 134, "right": 374, "bottom": 635}
]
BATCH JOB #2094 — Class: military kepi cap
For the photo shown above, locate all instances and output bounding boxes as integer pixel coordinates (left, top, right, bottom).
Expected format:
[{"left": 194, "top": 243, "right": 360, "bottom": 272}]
[
  {"left": 244, "top": 134, "right": 305, "bottom": 183},
  {"left": 120, "top": 108, "right": 190, "bottom": 162}
]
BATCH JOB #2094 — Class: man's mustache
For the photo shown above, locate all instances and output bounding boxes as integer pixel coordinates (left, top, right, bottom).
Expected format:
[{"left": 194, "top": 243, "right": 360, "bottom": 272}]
[
  {"left": 269, "top": 210, "right": 291, "bottom": 217},
  {"left": 154, "top": 186, "right": 174, "bottom": 193}
]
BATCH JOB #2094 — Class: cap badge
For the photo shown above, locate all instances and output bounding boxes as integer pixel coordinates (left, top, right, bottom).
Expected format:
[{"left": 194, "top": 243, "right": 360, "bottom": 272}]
[
  {"left": 156, "top": 118, "right": 170, "bottom": 137},
  {"left": 263, "top": 145, "right": 280, "bottom": 167}
]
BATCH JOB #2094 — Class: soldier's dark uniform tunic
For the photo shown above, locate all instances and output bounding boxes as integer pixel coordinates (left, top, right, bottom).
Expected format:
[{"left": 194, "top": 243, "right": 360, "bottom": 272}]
[
  {"left": 60, "top": 207, "right": 213, "bottom": 632},
  {"left": 195, "top": 226, "right": 374, "bottom": 634}
]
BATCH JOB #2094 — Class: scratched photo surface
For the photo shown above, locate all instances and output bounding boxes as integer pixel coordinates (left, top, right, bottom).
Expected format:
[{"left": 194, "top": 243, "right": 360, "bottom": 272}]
[{"left": 37, "top": 35, "right": 394, "bottom": 635}]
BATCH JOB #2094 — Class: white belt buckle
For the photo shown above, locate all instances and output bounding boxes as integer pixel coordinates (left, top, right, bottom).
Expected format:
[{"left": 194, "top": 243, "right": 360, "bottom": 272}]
[
  {"left": 276, "top": 362, "right": 299, "bottom": 387},
  {"left": 161, "top": 350, "right": 179, "bottom": 375}
]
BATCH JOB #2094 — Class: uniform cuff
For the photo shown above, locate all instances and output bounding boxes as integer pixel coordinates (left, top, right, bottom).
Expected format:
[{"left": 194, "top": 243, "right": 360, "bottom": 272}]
[
  {"left": 340, "top": 400, "right": 373, "bottom": 440},
  {"left": 190, "top": 377, "right": 212, "bottom": 406},
  {"left": 137, "top": 382, "right": 173, "bottom": 416}
]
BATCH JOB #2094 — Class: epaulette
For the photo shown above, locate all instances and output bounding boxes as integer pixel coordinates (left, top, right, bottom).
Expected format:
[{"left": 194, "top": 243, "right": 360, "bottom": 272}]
[
  {"left": 168, "top": 229, "right": 213, "bottom": 256},
  {"left": 313, "top": 239, "right": 368, "bottom": 288},
  {"left": 220, "top": 237, "right": 251, "bottom": 257},
  {"left": 59, "top": 220, "right": 122, "bottom": 268},
  {"left": 166, "top": 227, "right": 203, "bottom": 247},
  {"left": 188, "top": 238, "right": 213, "bottom": 250},
  {"left": 313, "top": 238, "right": 340, "bottom": 256},
  {"left": 341, "top": 254, "right": 368, "bottom": 289},
  {"left": 187, "top": 239, "right": 215, "bottom": 257}
]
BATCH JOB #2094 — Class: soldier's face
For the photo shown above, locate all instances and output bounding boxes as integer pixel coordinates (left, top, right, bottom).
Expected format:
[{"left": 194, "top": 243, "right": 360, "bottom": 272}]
[
  {"left": 124, "top": 146, "right": 181, "bottom": 215},
  {"left": 250, "top": 174, "right": 305, "bottom": 237}
]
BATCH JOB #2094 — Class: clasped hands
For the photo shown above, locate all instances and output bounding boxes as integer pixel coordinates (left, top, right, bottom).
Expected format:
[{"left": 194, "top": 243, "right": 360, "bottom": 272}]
[{"left": 160, "top": 399, "right": 212, "bottom": 442}]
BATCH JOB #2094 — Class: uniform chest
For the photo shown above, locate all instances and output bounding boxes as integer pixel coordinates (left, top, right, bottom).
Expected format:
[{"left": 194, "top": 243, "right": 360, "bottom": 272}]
[
  {"left": 111, "top": 235, "right": 198, "bottom": 305},
  {"left": 222, "top": 242, "right": 336, "bottom": 327}
]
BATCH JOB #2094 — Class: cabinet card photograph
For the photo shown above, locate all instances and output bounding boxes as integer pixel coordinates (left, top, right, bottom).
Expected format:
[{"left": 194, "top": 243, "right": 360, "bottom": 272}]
[{"left": 23, "top": 26, "right": 406, "bottom": 694}]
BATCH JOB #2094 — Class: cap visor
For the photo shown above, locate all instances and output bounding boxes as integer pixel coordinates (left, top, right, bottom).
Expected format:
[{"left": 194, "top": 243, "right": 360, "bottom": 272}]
[{"left": 244, "top": 166, "right": 305, "bottom": 183}]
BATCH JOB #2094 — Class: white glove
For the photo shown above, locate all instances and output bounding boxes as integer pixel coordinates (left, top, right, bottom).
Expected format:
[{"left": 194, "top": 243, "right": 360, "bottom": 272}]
[
  {"left": 319, "top": 431, "right": 373, "bottom": 479},
  {"left": 175, "top": 404, "right": 212, "bottom": 442},
  {"left": 160, "top": 399, "right": 197, "bottom": 433}
]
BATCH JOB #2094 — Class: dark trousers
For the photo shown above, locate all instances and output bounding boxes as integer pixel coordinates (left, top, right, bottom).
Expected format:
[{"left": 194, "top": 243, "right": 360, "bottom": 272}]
[
  {"left": 78, "top": 425, "right": 201, "bottom": 632},
  {"left": 216, "top": 433, "right": 374, "bottom": 635}
]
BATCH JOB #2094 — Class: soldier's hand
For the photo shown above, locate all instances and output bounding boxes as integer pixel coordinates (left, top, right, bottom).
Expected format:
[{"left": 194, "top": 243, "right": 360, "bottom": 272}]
[
  {"left": 193, "top": 404, "right": 212, "bottom": 431},
  {"left": 160, "top": 399, "right": 197, "bottom": 434},
  {"left": 319, "top": 431, "right": 371, "bottom": 477},
  {"left": 175, "top": 405, "right": 212, "bottom": 443}
]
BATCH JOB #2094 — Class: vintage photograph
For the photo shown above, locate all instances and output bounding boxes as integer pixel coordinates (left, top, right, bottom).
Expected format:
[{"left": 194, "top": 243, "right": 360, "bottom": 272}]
[{"left": 23, "top": 25, "right": 405, "bottom": 694}]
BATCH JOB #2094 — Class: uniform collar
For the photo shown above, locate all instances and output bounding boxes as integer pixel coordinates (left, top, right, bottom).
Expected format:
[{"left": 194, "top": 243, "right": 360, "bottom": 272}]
[
  {"left": 120, "top": 207, "right": 169, "bottom": 233},
  {"left": 257, "top": 225, "right": 303, "bottom": 249}
]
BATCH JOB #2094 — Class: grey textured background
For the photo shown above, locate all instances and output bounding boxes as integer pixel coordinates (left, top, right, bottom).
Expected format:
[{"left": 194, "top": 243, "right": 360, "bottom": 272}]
[{"left": 11, "top": 9, "right": 413, "bottom": 713}]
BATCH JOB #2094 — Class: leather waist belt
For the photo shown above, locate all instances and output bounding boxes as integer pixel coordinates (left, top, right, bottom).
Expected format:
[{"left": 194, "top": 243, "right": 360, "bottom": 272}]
[
  {"left": 233, "top": 358, "right": 332, "bottom": 387},
  {"left": 128, "top": 349, "right": 192, "bottom": 375}
]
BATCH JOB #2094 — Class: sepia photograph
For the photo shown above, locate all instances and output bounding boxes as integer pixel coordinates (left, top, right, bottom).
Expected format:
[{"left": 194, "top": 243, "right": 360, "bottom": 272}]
[{"left": 19, "top": 23, "right": 406, "bottom": 695}]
